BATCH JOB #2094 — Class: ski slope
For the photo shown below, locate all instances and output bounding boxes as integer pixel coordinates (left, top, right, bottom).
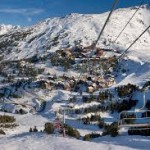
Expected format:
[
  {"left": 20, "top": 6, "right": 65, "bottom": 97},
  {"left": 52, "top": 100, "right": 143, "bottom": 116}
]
[
  {"left": 1, "top": 133, "right": 150, "bottom": 150},
  {"left": 0, "top": 111, "right": 150, "bottom": 150},
  {"left": 0, "top": 4, "right": 150, "bottom": 150}
]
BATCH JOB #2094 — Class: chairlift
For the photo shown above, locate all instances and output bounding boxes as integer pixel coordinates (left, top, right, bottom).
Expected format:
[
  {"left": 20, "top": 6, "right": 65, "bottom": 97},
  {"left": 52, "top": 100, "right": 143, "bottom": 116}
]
[
  {"left": 119, "top": 113, "right": 150, "bottom": 127},
  {"left": 118, "top": 89, "right": 150, "bottom": 127}
]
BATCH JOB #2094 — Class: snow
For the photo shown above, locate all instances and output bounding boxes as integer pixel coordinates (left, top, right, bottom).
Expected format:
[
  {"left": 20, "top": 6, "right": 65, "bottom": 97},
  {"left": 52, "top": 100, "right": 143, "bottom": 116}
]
[
  {"left": 0, "top": 4, "right": 150, "bottom": 150},
  {"left": 1, "top": 99, "right": 150, "bottom": 150},
  {"left": 0, "top": 24, "right": 19, "bottom": 35},
  {"left": 1, "top": 131, "right": 150, "bottom": 150},
  {"left": 0, "top": 5, "right": 149, "bottom": 61},
  {"left": 0, "top": 4, "right": 149, "bottom": 88}
]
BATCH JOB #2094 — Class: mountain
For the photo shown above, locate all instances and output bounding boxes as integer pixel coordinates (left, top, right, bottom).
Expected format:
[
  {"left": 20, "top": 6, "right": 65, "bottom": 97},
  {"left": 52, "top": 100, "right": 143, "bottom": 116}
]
[
  {"left": 0, "top": 5, "right": 149, "bottom": 61},
  {"left": 0, "top": 5, "right": 150, "bottom": 150},
  {"left": 0, "top": 24, "right": 19, "bottom": 35},
  {"left": 0, "top": 4, "right": 149, "bottom": 86}
]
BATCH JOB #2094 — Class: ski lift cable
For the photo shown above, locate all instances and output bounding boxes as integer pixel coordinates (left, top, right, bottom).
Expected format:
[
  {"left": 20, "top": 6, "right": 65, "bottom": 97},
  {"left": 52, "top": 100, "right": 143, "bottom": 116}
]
[
  {"left": 113, "top": 0, "right": 145, "bottom": 44},
  {"left": 70, "top": 0, "right": 120, "bottom": 96},
  {"left": 59, "top": 0, "right": 123, "bottom": 123},
  {"left": 90, "top": 0, "right": 119, "bottom": 79},
  {"left": 84, "top": 0, "right": 119, "bottom": 80},
  {"left": 117, "top": 25, "right": 150, "bottom": 61},
  {"left": 93, "top": 0, "right": 119, "bottom": 48},
  {"left": 56, "top": 2, "right": 119, "bottom": 123}
]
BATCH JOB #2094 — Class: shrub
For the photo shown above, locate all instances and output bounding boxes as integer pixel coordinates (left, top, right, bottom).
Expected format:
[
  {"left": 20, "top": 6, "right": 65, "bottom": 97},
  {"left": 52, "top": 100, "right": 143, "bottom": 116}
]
[
  {"left": 82, "top": 114, "right": 101, "bottom": 125},
  {"left": 98, "top": 91, "right": 111, "bottom": 102},
  {"left": 82, "top": 117, "right": 90, "bottom": 125},
  {"left": 0, "top": 115, "right": 16, "bottom": 123},
  {"left": 82, "top": 95, "right": 96, "bottom": 103},
  {"left": 44, "top": 122, "right": 54, "bottom": 134},
  {"left": 98, "top": 120, "right": 106, "bottom": 129},
  {"left": 0, "top": 129, "right": 5, "bottom": 135},
  {"left": 143, "top": 81, "right": 150, "bottom": 90},
  {"left": 89, "top": 133, "right": 101, "bottom": 138},
  {"left": 11, "top": 94, "right": 22, "bottom": 98},
  {"left": 33, "top": 126, "right": 38, "bottom": 132},
  {"left": 83, "top": 134, "right": 90, "bottom": 141},
  {"left": 110, "top": 128, "right": 118, "bottom": 137},
  {"left": 0, "top": 123, "right": 18, "bottom": 128},
  {"left": 90, "top": 114, "right": 101, "bottom": 122},
  {"left": 102, "top": 122, "right": 118, "bottom": 137},
  {"left": 64, "top": 124, "right": 80, "bottom": 139},
  {"left": 102, "top": 131, "right": 109, "bottom": 136},
  {"left": 83, "top": 133, "right": 101, "bottom": 141},
  {"left": 29, "top": 127, "right": 33, "bottom": 132},
  {"left": 117, "top": 84, "right": 137, "bottom": 98},
  {"left": 74, "top": 104, "right": 103, "bottom": 115},
  {"left": 109, "top": 99, "right": 137, "bottom": 113}
]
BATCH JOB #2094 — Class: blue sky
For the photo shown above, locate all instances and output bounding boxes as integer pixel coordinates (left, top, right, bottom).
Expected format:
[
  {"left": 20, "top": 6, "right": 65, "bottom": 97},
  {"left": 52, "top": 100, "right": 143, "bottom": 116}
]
[{"left": 0, "top": 0, "right": 149, "bottom": 26}]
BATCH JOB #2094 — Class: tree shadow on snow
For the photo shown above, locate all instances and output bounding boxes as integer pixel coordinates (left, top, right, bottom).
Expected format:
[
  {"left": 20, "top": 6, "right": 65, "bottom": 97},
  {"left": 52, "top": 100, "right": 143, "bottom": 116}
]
[{"left": 93, "top": 135, "right": 150, "bottom": 150}]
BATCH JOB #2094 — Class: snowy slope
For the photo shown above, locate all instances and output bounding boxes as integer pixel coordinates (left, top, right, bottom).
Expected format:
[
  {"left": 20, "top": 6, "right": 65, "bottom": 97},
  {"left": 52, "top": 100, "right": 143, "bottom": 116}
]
[
  {"left": 0, "top": 5, "right": 149, "bottom": 61},
  {"left": 1, "top": 133, "right": 150, "bottom": 150},
  {"left": 0, "top": 4, "right": 149, "bottom": 88},
  {"left": 0, "top": 5, "right": 149, "bottom": 88},
  {"left": 0, "top": 112, "right": 150, "bottom": 150},
  {"left": 0, "top": 24, "right": 19, "bottom": 35}
]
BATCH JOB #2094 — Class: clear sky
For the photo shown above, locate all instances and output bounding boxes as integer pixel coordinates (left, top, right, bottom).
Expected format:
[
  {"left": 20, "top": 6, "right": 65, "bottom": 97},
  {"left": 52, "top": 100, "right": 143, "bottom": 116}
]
[{"left": 0, "top": 0, "right": 149, "bottom": 26}]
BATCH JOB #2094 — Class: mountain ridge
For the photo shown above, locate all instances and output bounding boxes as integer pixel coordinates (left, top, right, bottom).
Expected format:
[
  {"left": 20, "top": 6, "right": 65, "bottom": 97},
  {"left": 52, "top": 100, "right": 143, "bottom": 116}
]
[{"left": 0, "top": 4, "right": 149, "bottom": 61}]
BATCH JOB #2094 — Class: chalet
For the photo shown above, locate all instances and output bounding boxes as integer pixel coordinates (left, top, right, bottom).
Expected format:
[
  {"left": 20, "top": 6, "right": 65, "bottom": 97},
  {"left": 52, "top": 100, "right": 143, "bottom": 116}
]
[
  {"left": 105, "top": 76, "right": 115, "bottom": 87},
  {"left": 55, "top": 49, "right": 73, "bottom": 60},
  {"left": 64, "top": 81, "right": 71, "bottom": 91},
  {"left": 99, "top": 81, "right": 107, "bottom": 88},
  {"left": 97, "top": 76, "right": 106, "bottom": 83},
  {"left": 92, "top": 83, "right": 98, "bottom": 90},
  {"left": 86, "top": 81, "right": 98, "bottom": 93},
  {"left": 107, "top": 79, "right": 115, "bottom": 87},
  {"left": 45, "top": 81, "right": 53, "bottom": 89},
  {"left": 96, "top": 48, "right": 105, "bottom": 58},
  {"left": 36, "top": 75, "right": 45, "bottom": 81},
  {"left": 71, "top": 76, "right": 76, "bottom": 81},
  {"left": 80, "top": 76, "right": 87, "bottom": 82},
  {"left": 37, "top": 80, "right": 53, "bottom": 89},
  {"left": 87, "top": 86, "right": 95, "bottom": 93},
  {"left": 68, "top": 79, "right": 75, "bottom": 88},
  {"left": 63, "top": 49, "right": 73, "bottom": 58}
]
